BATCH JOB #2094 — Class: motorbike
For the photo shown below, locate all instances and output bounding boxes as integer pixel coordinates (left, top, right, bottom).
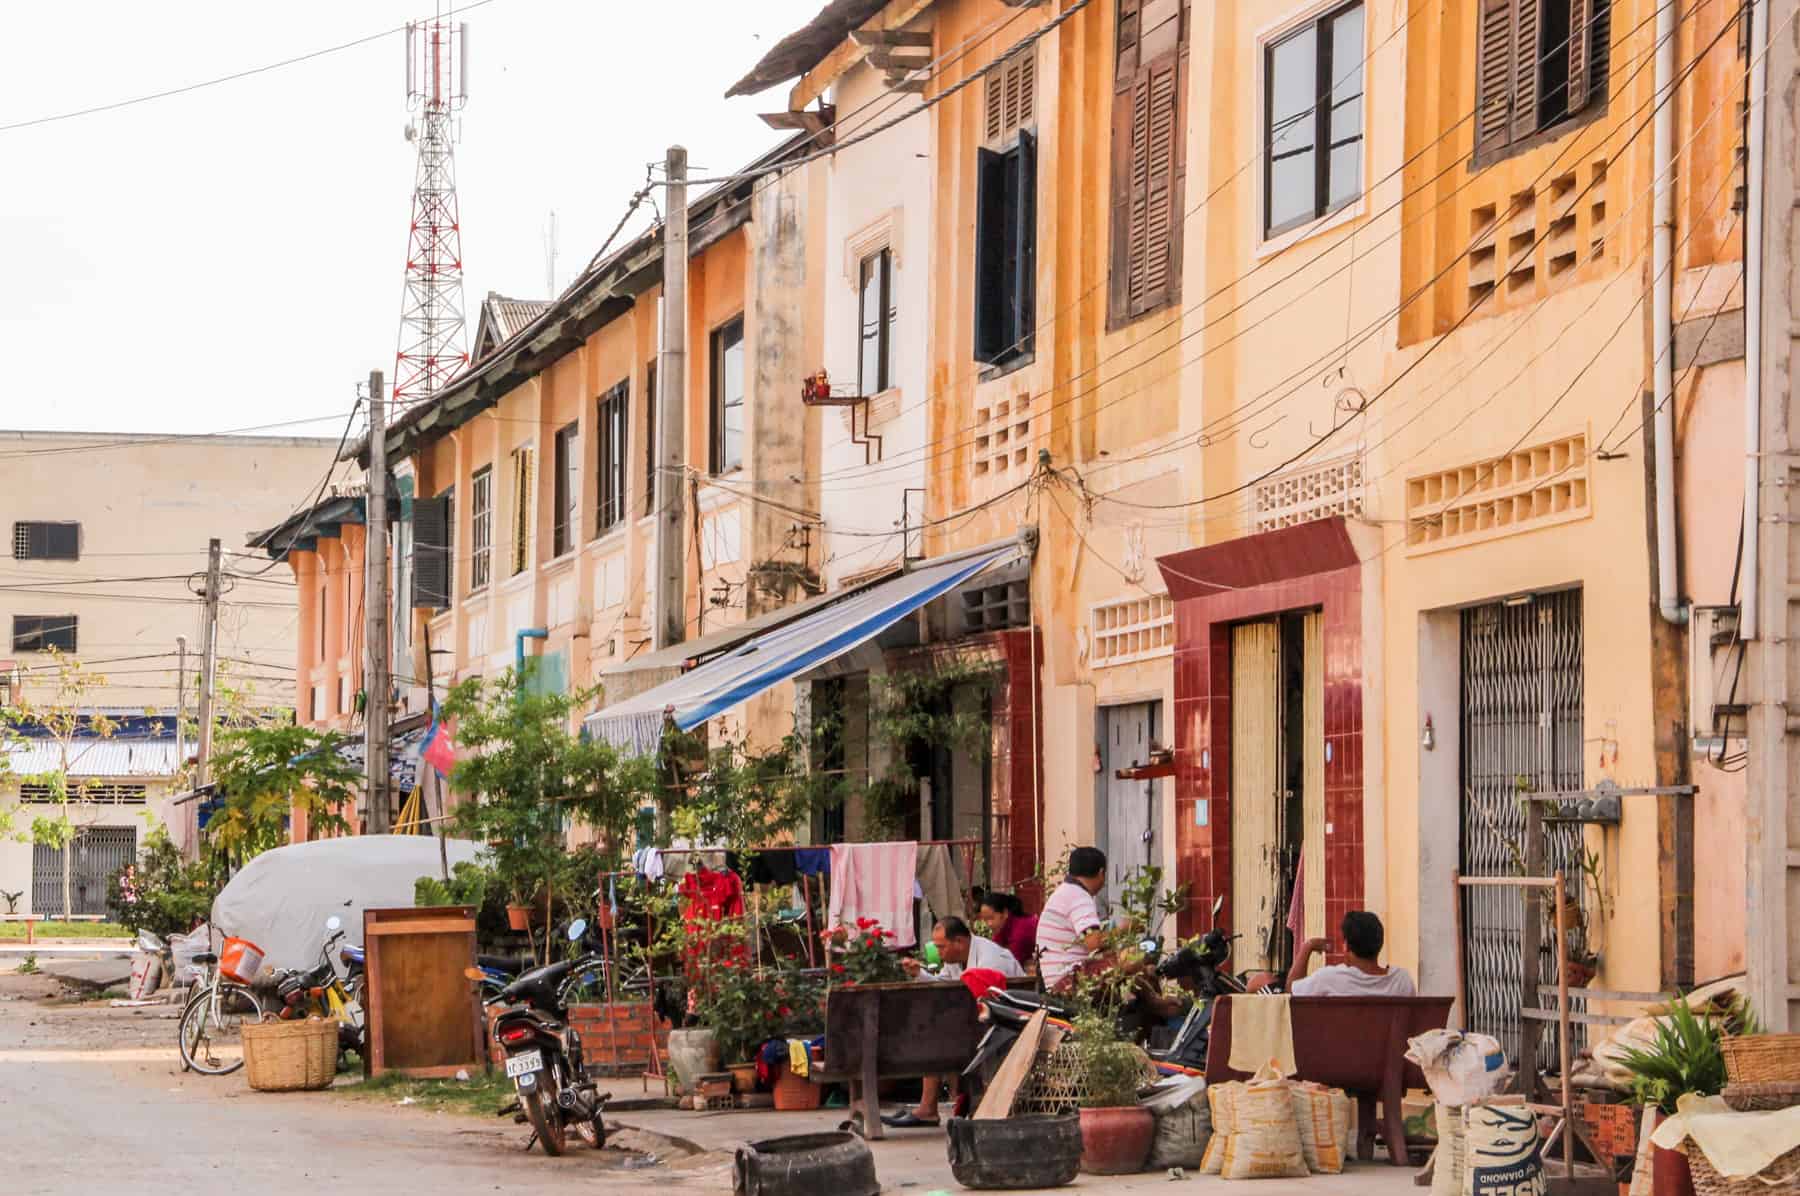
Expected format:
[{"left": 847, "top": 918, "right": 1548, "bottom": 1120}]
[
  {"left": 269, "top": 915, "right": 367, "bottom": 1057},
  {"left": 470, "top": 919, "right": 611, "bottom": 1157},
  {"left": 1152, "top": 895, "right": 1287, "bottom": 1068}
]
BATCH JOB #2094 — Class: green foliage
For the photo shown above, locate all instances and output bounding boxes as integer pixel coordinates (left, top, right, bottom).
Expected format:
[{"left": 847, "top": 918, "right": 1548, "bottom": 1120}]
[
  {"left": 414, "top": 860, "right": 492, "bottom": 911},
  {"left": 106, "top": 827, "right": 216, "bottom": 938},
  {"left": 0, "top": 890, "right": 20, "bottom": 915},
  {"left": 17, "top": 953, "right": 39, "bottom": 975},
  {"left": 1616, "top": 998, "right": 1728, "bottom": 1114},
  {"left": 1073, "top": 1013, "right": 1145, "bottom": 1108},
  {"left": 666, "top": 722, "right": 843, "bottom": 853},
  {"left": 440, "top": 672, "right": 647, "bottom": 913},
  {"left": 204, "top": 722, "right": 359, "bottom": 863},
  {"left": 1069, "top": 865, "right": 1187, "bottom": 1024},
  {"left": 857, "top": 656, "right": 999, "bottom": 839},
  {"left": 667, "top": 915, "right": 825, "bottom": 1064}
]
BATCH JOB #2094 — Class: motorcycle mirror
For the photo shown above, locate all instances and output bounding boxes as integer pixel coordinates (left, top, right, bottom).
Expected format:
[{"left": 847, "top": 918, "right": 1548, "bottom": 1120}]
[
  {"left": 325, "top": 915, "right": 342, "bottom": 933},
  {"left": 463, "top": 966, "right": 486, "bottom": 982},
  {"left": 567, "top": 918, "right": 588, "bottom": 942},
  {"left": 1211, "top": 895, "right": 1225, "bottom": 919},
  {"left": 1139, "top": 938, "right": 1160, "bottom": 956}
]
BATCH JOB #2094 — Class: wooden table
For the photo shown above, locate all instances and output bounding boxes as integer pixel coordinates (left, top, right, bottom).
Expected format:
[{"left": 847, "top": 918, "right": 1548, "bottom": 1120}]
[{"left": 810, "top": 981, "right": 988, "bottom": 1140}]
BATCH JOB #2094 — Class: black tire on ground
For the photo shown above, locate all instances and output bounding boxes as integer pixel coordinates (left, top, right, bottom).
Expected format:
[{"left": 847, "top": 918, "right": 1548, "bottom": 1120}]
[
  {"left": 946, "top": 1114, "right": 1083, "bottom": 1190},
  {"left": 734, "top": 1132, "right": 880, "bottom": 1196}
]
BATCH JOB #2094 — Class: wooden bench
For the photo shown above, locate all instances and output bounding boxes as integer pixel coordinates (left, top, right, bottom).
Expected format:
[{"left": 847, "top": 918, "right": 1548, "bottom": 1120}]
[
  {"left": 811, "top": 981, "right": 991, "bottom": 1140},
  {"left": 1204, "top": 995, "right": 1454, "bottom": 1167}
]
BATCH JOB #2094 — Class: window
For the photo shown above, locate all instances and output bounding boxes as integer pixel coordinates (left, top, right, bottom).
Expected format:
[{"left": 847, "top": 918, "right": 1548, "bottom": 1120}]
[
  {"left": 553, "top": 423, "right": 581, "bottom": 556},
  {"left": 643, "top": 362, "right": 658, "bottom": 518},
  {"left": 858, "top": 248, "right": 898, "bottom": 395},
  {"left": 1263, "top": 1, "right": 1364, "bottom": 238},
  {"left": 21, "top": 782, "right": 147, "bottom": 805},
  {"left": 393, "top": 474, "right": 414, "bottom": 649},
  {"left": 13, "top": 615, "right": 76, "bottom": 652},
  {"left": 1110, "top": 0, "right": 1189, "bottom": 322},
  {"left": 985, "top": 47, "right": 1037, "bottom": 144},
  {"left": 13, "top": 521, "right": 79, "bottom": 561},
  {"left": 317, "top": 582, "right": 328, "bottom": 652},
  {"left": 973, "top": 131, "right": 1037, "bottom": 366},
  {"left": 510, "top": 446, "right": 535, "bottom": 575},
  {"left": 710, "top": 317, "right": 746, "bottom": 474},
  {"left": 471, "top": 468, "right": 493, "bottom": 591},
  {"left": 1474, "top": 0, "right": 1611, "bottom": 164},
  {"left": 597, "top": 383, "right": 629, "bottom": 533}
]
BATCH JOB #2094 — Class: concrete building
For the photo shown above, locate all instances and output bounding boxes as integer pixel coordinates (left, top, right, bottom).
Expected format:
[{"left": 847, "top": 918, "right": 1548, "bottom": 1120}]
[{"left": 0, "top": 428, "right": 337, "bottom": 913}]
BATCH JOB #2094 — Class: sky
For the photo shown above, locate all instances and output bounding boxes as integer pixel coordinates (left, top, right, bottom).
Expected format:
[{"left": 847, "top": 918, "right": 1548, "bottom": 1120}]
[{"left": 0, "top": 0, "right": 824, "bottom": 438}]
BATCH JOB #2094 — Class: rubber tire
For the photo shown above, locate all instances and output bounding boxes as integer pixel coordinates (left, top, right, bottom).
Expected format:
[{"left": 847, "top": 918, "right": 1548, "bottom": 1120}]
[
  {"left": 178, "top": 984, "right": 263, "bottom": 1076},
  {"left": 522, "top": 1087, "right": 566, "bottom": 1156}
]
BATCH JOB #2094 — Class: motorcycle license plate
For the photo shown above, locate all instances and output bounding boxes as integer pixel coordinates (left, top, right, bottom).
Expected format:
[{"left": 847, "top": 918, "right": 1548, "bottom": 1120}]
[{"left": 505, "top": 1049, "right": 544, "bottom": 1079}]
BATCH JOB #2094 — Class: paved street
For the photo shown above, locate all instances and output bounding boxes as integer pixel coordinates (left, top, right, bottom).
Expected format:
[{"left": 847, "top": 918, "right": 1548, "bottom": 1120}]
[{"left": 0, "top": 970, "right": 1419, "bottom": 1195}]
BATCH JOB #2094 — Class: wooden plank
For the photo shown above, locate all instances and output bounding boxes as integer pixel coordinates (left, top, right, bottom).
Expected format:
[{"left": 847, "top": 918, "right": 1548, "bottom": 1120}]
[
  {"left": 849, "top": 28, "right": 932, "bottom": 47},
  {"left": 973, "top": 1008, "right": 1047, "bottom": 1120},
  {"left": 1520, "top": 1009, "right": 1642, "bottom": 1026},
  {"left": 859, "top": 995, "right": 883, "bottom": 1141},
  {"left": 366, "top": 918, "right": 475, "bottom": 936},
  {"left": 788, "top": 0, "right": 934, "bottom": 112},
  {"left": 1457, "top": 875, "right": 1559, "bottom": 889}
]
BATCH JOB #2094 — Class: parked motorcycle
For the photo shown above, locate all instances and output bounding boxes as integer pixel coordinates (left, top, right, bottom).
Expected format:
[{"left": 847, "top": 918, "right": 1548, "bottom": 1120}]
[
  {"left": 472, "top": 919, "right": 611, "bottom": 1156},
  {"left": 269, "top": 916, "right": 367, "bottom": 1057},
  {"left": 1152, "top": 895, "right": 1287, "bottom": 1067}
]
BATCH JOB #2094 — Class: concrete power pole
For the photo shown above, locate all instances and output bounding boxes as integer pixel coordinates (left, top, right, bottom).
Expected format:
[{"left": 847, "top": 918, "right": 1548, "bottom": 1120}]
[
  {"left": 366, "top": 369, "right": 393, "bottom": 834},
  {"left": 175, "top": 634, "right": 192, "bottom": 856},
  {"left": 1746, "top": 0, "right": 1800, "bottom": 1032},
  {"left": 654, "top": 145, "right": 689, "bottom": 651},
  {"left": 194, "top": 541, "right": 222, "bottom": 793}
]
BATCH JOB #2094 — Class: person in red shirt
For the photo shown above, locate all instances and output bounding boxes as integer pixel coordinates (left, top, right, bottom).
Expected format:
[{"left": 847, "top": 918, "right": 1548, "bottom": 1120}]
[{"left": 977, "top": 891, "right": 1039, "bottom": 971}]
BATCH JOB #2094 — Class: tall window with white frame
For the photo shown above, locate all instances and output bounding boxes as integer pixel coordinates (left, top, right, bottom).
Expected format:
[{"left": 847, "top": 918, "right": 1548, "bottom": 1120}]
[
  {"left": 552, "top": 423, "right": 580, "bottom": 557},
  {"left": 710, "top": 317, "right": 745, "bottom": 474},
  {"left": 858, "top": 248, "right": 898, "bottom": 395},
  {"left": 1263, "top": 1, "right": 1365, "bottom": 239},
  {"left": 470, "top": 466, "right": 492, "bottom": 592},
  {"left": 596, "top": 382, "right": 629, "bottom": 534}
]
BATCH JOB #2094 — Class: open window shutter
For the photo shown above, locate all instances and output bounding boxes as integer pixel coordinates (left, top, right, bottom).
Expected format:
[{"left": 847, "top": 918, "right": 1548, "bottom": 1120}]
[
  {"left": 1128, "top": 56, "right": 1182, "bottom": 316},
  {"left": 1109, "top": 0, "right": 1144, "bottom": 325},
  {"left": 411, "top": 495, "right": 449, "bottom": 608},
  {"left": 973, "top": 145, "right": 1008, "bottom": 363},
  {"left": 1510, "top": 0, "right": 1540, "bottom": 141},
  {"left": 1013, "top": 130, "right": 1038, "bottom": 352},
  {"left": 1475, "top": 0, "right": 1516, "bottom": 159},
  {"left": 1566, "top": 0, "right": 1591, "bottom": 111}
]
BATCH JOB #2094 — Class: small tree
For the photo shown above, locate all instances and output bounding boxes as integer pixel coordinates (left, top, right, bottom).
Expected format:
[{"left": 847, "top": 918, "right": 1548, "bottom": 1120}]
[{"left": 203, "top": 721, "right": 360, "bottom": 867}]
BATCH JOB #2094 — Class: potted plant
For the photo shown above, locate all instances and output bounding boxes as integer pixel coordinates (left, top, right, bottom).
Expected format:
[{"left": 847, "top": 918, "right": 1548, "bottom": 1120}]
[
  {"left": 1616, "top": 999, "right": 1728, "bottom": 1196},
  {"left": 821, "top": 918, "right": 908, "bottom": 986},
  {"left": 1073, "top": 1015, "right": 1153, "bottom": 1175}
]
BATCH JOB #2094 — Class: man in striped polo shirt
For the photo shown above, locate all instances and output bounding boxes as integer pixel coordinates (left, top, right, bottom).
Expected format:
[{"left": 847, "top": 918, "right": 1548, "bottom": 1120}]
[{"left": 1037, "top": 846, "right": 1110, "bottom": 990}]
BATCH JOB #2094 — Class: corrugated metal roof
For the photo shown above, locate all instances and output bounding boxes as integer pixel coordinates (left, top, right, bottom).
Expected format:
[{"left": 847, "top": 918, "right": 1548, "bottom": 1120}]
[
  {"left": 488, "top": 294, "right": 550, "bottom": 339},
  {"left": 5, "top": 738, "right": 182, "bottom": 778}
]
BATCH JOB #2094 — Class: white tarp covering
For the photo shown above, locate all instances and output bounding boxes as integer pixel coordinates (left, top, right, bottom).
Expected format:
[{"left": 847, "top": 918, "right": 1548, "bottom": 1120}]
[{"left": 210, "top": 835, "right": 485, "bottom": 971}]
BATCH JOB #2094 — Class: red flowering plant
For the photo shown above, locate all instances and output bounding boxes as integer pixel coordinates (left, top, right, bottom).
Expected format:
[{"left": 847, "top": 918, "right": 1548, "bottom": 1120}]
[{"left": 821, "top": 917, "right": 908, "bottom": 986}]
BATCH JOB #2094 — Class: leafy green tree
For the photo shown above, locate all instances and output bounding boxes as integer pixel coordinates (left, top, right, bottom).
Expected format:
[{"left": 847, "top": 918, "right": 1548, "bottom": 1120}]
[{"left": 202, "top": 721, "right": 359, "bottom": 866}]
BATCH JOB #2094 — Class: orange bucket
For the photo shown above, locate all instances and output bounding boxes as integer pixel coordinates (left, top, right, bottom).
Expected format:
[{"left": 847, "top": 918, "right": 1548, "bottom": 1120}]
[{"left": 218, "top": 936, "right": 265, "bottom": 985}]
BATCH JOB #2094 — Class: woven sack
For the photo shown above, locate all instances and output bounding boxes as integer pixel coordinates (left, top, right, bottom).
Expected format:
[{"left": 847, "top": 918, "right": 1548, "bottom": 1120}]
[
  {"left": 1149, "top": 1086, "right": 1213, "bottom": 1170},
  {"left": 1431, "top": 1105, "right": 1466, "bottom": 1196},
  {"left": 1213, "top": 1074, "right": 1307, "bottom": 1180},
  {"left": 1202, "top": 1082, "right": 1239, "bottom": 1175},
  {"left": 1291, "top": 1082, "right": 1354, "bottom": 1174},
  {"left": 1462, "top": 1101, "right": 1544, "bottom": 1196}
]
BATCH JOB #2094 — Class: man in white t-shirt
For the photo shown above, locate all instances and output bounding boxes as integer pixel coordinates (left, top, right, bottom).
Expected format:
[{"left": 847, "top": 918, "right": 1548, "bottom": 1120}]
[
  {"left": 884, "top": 918, "right": 1024, "bottom": 1129},
  {"left": 1287, "top": 910, "right": 1418, "bottom": 997},
  {"left": 1036, "top": 846, "right": 1109, "bottom": 990}
]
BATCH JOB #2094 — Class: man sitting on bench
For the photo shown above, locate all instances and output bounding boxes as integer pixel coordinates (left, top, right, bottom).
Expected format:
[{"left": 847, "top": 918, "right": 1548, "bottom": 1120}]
[
  {"left": 883, "top": 916, "right": 1024, "bottom": 1129},
  {"left": 1287, "top": 910, "right": 1418, "bottom": 996}
]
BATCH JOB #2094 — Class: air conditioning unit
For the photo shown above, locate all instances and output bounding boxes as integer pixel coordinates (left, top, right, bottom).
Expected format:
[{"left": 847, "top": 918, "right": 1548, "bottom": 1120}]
[{"left": 1690, "top": 604, "right": 1745, "bottom": 758}]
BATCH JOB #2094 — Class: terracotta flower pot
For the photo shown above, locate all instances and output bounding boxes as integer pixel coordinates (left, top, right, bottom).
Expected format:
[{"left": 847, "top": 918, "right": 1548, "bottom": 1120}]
[
  {"left": 506, "top": 904, "right": 532, "bottom": 932},
  {"left": 1077, "top": 1106, "right": 1154, "bottom": 1175},
  {"left": 1650, "top": 1111, "right": 1695, "bottom": 1196},
  {"left": 729, "top": 1062, "right": 758, "bottom": 1094}
]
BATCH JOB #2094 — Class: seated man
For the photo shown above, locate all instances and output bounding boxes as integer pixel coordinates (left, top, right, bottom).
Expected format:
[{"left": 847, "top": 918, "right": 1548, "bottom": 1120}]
[
  {"left": 1037, "top": 846, "right": 1109, "bottom": 991},
  {"left": 884, "top": 917, "right": 1023, "bottom": 1128},
  {"left": 1287, "top": 910, "right": 1418, "bottom": 996}
]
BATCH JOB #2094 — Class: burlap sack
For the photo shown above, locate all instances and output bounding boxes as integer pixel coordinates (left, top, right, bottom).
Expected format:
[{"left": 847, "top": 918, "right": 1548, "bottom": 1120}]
[
  {"left": 1208, "top": 1072, "right": 1308, "bottom": 1180},
  {"left": 1431, "top": 1104, "right": 1467, "bottom": 1196},
  {"left": 1291, "top": 1082, "right": 1355, "bottom": 1174},
  {"left": 1462, "top": 1101, "right": 1544, "bottom": 1196}
]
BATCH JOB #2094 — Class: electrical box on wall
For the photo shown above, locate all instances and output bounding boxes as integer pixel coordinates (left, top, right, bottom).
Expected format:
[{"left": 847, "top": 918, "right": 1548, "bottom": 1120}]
[{"left": 1690, "top": 604, "right": 1745, "bottom": 757}]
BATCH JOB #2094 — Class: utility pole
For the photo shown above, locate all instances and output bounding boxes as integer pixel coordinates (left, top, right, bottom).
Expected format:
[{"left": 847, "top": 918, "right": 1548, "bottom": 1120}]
[
  {"left": 654, "top": 145, "right": 689, "bottom": 650},
  {"left": 175, "top": 634, "right": 191, "bottom": 856},
  {"left": 366, "top": 369, "right": 393, "bottom": 834},
  {"left": 194, "top": 541, "right": 222, "bottom": 794}
]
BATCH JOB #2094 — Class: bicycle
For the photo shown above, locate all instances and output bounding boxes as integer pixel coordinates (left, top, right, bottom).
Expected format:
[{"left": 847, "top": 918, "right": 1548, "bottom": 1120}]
[{"left": 177, "top": 950, "right": 266, "bottom": 1075}]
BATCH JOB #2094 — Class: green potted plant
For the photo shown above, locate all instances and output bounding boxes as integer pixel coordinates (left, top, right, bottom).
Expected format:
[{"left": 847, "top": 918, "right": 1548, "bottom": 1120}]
[
  {"left": 1617, "top": 999, "right": 1728, "bottom": 1196},
  {"left": 1072, "top": 1015, "right": 1153, "bottom": 1175}
]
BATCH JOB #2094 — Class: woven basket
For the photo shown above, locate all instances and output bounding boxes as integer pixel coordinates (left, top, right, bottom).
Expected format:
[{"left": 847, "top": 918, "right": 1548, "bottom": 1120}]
[
  {"left": 1722, "top": 1082, "right": 1800, "bottom": 1112},
  {"left": 1015, "top": 1041, "right": 1157, "bottom": 1115},
  {"left": 1686, "top": 1142, "right": 1800, "bottom": 1196},
  {"left": 242, "top": 1017, "right": 337, "bottom": 1092},
  {"left": 1721, "top": 1035, "right": 1800, "bottom": 1084}
]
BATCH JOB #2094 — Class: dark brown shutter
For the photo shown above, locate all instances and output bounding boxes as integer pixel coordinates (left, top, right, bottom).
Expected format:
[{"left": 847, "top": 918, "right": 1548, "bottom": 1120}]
[
  {"left": 974, "top": 144, "right": 1009, "bottom": 363},
  {"left": 1565, "top": 0, "right": 1591, "bottom": 111},
  {"left": 411, "top": 495, "right": 450, "bottom": 609},
  {"left": 1474, "top": 0, "right": 1516, "bottom": 159},
  {"left": 1013, "top": 129, "right": 1037, "bottom": 351},
  {"left": 1510, "top": 0, "right": 1540, "bottom": 140},
  {"left": 1110, "top": 0, "right": 1187, "bottom": 326}
]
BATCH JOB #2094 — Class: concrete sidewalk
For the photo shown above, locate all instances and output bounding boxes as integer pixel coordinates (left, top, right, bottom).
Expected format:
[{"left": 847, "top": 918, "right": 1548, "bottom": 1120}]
[{"left": 611, "top": 1103, "right": 1422, "bottom": 1193}]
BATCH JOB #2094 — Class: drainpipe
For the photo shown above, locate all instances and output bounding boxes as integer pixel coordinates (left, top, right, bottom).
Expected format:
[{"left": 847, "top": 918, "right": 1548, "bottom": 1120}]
[
  {"left": 1742, "top": 0, "right": 1768, "bottom": 639},
  {"left": 515, "top": 627, "right": 548, "bottom": 690},
  {"left": 1653, "top": 0, "right": 1688, "bottom": 625}
]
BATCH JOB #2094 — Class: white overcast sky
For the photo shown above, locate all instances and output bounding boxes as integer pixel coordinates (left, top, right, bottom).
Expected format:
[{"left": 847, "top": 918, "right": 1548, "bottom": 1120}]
[{"left": 0, "top": 0, "right": 822, "bottom": 437}]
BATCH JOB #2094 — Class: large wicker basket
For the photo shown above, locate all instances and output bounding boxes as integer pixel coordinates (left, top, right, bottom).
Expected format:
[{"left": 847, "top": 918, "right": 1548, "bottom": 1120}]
[
  {"left": 242, "top": 1017, "right": 338, "bottom": 1092},
  {"left": 1686, "top": 1142, "right": 1800, "bottom": 1196},
  {"left": 1721, "top": 1034, "right": 1800, "bottom": 1084},
  {"left": 1014, "top": 1041, "right": 1158, "bottom": 1115},
  {"left": 1721, "top": 1081, "right": 1800, "bottom": 1112}
]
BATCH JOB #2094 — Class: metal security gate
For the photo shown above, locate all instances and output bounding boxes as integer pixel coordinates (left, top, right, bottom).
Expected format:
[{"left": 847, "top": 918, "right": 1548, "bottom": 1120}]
[
  {"left": 32, "top": 827, "right": 136, "bottom": 917},
  {"left": 1460, "top": 591, "right": 1583, "bottom": 1066}
]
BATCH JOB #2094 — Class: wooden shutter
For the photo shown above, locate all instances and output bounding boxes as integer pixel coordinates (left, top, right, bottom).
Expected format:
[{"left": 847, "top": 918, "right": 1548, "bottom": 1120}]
[
  {"left": 411, "top": 495, "right": 450, "bottom": 609},
  {"left": 973, "top": 144, "right": 1009, "bottom": 364},
  {"left": 985, "top": 50, "right": 1037, "bottom": 145},
  {"left": 1566, "top": 0, "right": 1591, "bottom": 112},
  {"left": 1475, "top": 0, "right": 1516, "bottom": 160},
  {"left": 1109, "top": 1, "right": 1186, "bottom": 325},
  {"left": 1013, "top": 130, "right": 1038, "bottom": 352},
  {"left": 1510, "top": 0, "right": 1540, "bottom": 141}
]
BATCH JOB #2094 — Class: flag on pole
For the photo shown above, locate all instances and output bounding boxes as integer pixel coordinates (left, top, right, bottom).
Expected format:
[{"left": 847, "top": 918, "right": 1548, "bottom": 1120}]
[{"left": 421, "top": 703, "right": 456, "bottom": 777}]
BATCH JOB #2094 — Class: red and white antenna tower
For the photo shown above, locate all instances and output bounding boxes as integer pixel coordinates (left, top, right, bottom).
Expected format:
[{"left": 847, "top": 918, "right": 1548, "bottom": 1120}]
[{"left": 394, "top": 16, "right": 470, "bottom": 407}]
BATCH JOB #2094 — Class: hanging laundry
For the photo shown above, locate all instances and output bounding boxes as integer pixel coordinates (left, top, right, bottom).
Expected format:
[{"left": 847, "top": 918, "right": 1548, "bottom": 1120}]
[
  {"left": 916, "top": 844, "right": 968, "bottom": 921},
  {"left": 632, "top": 845, "right": 665, "bottom": 882},
  {"left": 1285, "top": 855, "right": 1306, "bottom": 942},
  {"left": 679, "top": 866, "right": 745, "bottom": 923},
  {"left": 828, "top": 842, "right": 919, "bottom": 948},
  {"left": 793, "top": 848, "right": 832, "bottom": 877}
]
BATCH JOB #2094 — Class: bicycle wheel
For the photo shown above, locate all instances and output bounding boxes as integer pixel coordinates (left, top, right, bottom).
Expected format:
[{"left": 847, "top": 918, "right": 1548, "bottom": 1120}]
[{"left": 178, "top": 983, "right": 264, "bottom": 1076}]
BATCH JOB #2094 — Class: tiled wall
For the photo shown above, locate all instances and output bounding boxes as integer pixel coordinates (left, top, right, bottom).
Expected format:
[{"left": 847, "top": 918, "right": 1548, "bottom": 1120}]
[{"left": 1169, "top": 565, "right": 1365, "bottom": 953}]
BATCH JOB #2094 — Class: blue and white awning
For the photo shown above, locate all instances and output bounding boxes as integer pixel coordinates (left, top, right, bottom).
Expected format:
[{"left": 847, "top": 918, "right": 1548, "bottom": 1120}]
[{"left": 584, "top": 544, "right": 1025, "bottom": 755}]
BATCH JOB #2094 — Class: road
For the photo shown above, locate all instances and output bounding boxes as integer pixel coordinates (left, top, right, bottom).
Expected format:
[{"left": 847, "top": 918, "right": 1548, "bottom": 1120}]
[{"left": 0, "top": 973, "right": 730, "bottom": 1195}]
